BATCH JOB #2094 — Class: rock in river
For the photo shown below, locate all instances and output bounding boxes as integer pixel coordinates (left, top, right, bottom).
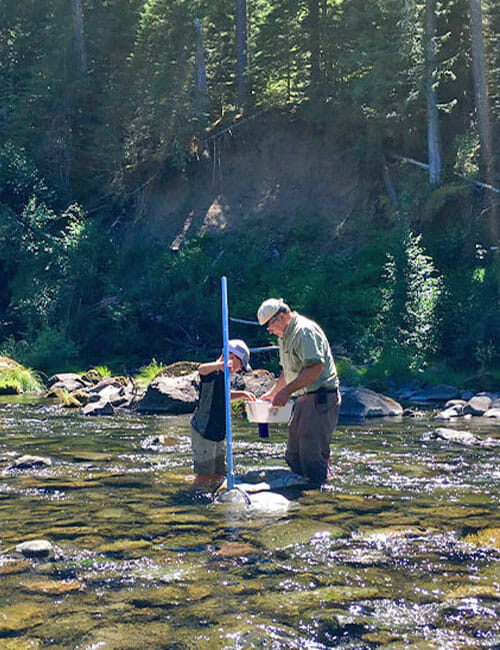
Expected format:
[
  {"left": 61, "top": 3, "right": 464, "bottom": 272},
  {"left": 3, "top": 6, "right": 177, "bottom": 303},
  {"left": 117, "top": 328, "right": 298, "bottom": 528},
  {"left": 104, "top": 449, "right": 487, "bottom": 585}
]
[
  {"left": 406, "top": 384, "right": 461, "bottom": 403},
  {"left": 340, "top": 387, "right": 403, "bottom": 418},
  {"left": 433, "top": 427, "right": 500, "bottom": 448},
  {"left": 463, "top": 395, "right": 493, "bottom": 416},
  {"left": 8, "top": 455, "right": 52, "bottom": 470},
  {"left": 137, "top": 372, "right": 200, "bottom": 414},
  {"left": 15, "top": 539, "right": 54, "bottom": 558}
]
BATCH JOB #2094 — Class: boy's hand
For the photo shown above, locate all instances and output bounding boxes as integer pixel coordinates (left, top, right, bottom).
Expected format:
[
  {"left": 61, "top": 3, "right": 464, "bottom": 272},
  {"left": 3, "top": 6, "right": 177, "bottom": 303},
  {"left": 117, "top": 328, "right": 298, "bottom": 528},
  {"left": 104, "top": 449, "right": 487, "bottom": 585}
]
[{"left": 242, "top": 391, "right": 257, "bottom": 402}]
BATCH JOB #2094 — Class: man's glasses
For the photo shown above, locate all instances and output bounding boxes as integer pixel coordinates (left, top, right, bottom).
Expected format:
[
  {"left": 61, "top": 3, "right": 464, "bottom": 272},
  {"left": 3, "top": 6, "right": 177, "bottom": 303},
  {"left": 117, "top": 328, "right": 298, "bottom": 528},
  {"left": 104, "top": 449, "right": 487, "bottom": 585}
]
[{"left": 266, "top": 312, "right": 282, "bottom": 330}]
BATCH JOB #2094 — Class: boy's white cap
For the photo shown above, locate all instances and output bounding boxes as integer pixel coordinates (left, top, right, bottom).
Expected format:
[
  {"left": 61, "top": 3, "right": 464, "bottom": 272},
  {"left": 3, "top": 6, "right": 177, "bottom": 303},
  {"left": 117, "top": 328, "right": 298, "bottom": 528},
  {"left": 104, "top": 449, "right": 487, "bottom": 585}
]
[
  {"left": 257, "top": 298, "right": 286, "bottom": 326},
  {"left": 227, "top": 339, "right": 250, "bottom": 371}
]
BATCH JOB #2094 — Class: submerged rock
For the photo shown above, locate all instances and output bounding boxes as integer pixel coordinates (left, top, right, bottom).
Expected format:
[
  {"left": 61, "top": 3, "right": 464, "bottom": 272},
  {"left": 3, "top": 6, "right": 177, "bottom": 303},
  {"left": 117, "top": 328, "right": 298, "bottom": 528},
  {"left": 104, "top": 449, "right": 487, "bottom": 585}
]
[
  {"left": 463, "top": 528, "right": 500, "bottom": 550},
  {"left": 216, "top": 542, "right": 259, "bottom": 557},
  {"left": 340, "top": 387, "right": 403, "bottom": 418},
  {"left": 0, "top": 558, "right": 31, "bottom": 574},
  {"left": 444, "top": 584, "right": 500, "bottom": 600},
  {"left": 0, "top": 602, "right": 47, "bottom": 634},
  {"left": 21, "top": 579, "right": 82, "bottom": 595},
  {"left": 141, "top": 434, "right": 181, "bottom": 450},
  {"left": 258, "top": 519, "right": 344, "bottom": 550}
]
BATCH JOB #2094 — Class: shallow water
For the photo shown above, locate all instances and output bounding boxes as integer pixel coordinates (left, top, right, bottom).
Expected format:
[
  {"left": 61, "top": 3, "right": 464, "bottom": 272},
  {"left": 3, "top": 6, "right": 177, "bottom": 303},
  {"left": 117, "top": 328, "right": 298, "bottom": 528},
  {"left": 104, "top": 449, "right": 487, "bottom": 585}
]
[{"left": 0, "top": 397, "right": 499, "bottom": 649}]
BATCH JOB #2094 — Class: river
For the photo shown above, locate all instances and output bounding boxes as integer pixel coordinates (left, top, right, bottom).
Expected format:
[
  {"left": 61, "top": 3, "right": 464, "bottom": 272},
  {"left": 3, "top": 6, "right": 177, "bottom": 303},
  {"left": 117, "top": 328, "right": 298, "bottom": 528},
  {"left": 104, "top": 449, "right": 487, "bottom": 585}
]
[{"left": 0, "top": 396, "right": 499, "bottom": 649}]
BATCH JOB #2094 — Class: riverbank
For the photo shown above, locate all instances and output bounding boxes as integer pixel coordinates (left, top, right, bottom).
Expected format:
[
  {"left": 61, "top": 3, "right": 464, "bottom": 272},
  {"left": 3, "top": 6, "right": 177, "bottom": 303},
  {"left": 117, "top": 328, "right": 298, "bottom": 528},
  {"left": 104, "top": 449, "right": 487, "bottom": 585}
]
[{"left": 1, "top": 355, "right": 499, "bottom": 423}]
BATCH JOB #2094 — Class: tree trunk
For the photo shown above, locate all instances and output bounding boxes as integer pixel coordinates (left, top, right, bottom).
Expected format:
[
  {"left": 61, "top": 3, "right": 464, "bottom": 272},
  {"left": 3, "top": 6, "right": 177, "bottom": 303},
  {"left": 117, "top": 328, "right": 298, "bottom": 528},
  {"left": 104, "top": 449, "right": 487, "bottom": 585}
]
[
  {"left": 71, "top": 0, "right": 87, "bottom": 76},
  {"left": 469, "top": 0, "right": 495, "bottom": 183},
  {"left": 194, "top": 19, "right": 209, "bottom": 119},
  {"left": 425, "top": 0, "right": 441, "bottom": 187},
  {"left": 235, "top": 0, "right": 247, "bottom": 110},
  {"left": 308, "top": 0, "right": 321, "bottom": 98}
]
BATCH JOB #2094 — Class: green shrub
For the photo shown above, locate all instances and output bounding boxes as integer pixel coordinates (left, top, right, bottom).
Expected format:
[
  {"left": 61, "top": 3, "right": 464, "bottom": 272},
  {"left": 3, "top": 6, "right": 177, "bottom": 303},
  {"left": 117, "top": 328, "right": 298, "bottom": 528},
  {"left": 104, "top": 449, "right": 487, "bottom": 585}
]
[
  {"left": 335, "top": 357, "right": 364, "bottom": 386},
  {"left": 1, "top": 328, "right": 79, "bottom": 376},
  {"left": 374, "top": 230, "right": 443, "bottom": 374}
]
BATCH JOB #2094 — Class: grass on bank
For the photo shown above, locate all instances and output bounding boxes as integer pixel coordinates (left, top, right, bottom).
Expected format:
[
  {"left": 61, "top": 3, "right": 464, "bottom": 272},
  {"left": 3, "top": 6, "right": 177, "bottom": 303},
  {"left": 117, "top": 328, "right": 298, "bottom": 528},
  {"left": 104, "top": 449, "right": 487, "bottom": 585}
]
[
  {"left": 134, "top": 359, "right": 167, "bottom": 390},
  {"left": 0, "top": 366, "right": 45, "bottom": 394}
]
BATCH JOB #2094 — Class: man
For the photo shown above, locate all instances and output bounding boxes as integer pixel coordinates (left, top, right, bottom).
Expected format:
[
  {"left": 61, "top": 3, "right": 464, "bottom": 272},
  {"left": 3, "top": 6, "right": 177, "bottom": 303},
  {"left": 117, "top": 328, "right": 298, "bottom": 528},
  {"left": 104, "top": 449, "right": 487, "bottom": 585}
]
[{"left": 257, "top": 298, "right": 341, "bottom": 487}]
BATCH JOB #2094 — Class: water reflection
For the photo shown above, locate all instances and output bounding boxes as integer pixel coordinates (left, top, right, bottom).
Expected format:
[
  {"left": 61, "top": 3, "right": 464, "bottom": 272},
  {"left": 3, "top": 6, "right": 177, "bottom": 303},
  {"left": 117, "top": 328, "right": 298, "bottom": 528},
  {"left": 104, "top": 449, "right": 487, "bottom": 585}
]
[{"left": 0, "top": 399, "right": 498, "bottom": 648}]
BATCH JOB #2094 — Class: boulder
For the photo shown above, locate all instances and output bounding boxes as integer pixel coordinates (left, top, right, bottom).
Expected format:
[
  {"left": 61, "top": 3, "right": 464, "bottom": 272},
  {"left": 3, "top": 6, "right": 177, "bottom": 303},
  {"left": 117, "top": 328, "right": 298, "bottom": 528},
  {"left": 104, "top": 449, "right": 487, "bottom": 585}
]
[
  {"left": 136, "top": 372, "right": 200, "bottom": 414},
  {"left": 62, "top": 390, "right": 91, "bottom": 408},
  {"left": 402, "top": 408, "right": 426, "bottom": 418},
  {"left": 463, "top": 395, "right": 493, "bottom": 416},
  {"left": 485, "top": 408, "right": 500, "bottom": 419},
  {"left": 16, "top": 540, "right": 54, "bottom": 558},
  {"left": 231, "top": 369, "right": 276, "bottom": 398},
  {"left": 406, "top": 384, "right": 460, "bottom": 403},
  {"left": 444, "top": 399, "right": 466, "bottom": 410},
  {"left": 434, "top": 407, "right": 460, "bottom": 421},
  {"left": 46, "top": 373, "right": 87, "bottom": 393},
  {"left": 157, "top": 361, "right": 199, "bottom": 377},
  {"left": 0, "top": 356, "right": 22, "bottom": 370},
  {"left": 80, "top": 368, "right": 103, "bottom": 384},
  {"left": 81, "top": 399, "right": 114, "bottom": 416},
  {"left": 339, "top": 387, "right": 403, "bottom": 418},
  {"left": 87, "top": 377, "right": 136, "bottom": 409}
]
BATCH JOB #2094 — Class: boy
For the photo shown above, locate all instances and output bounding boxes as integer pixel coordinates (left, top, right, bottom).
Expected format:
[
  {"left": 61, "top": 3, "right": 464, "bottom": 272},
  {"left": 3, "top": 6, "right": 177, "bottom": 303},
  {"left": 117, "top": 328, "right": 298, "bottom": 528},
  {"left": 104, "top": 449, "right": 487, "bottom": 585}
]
[{"left": 190, "top": 339, "right": 256, "bottom": 487}]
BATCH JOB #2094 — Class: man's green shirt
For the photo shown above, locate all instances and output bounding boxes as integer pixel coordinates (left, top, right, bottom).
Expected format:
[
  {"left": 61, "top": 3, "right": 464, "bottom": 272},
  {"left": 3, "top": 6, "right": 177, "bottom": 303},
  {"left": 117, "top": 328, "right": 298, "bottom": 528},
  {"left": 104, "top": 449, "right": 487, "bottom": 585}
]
[{"left": 279, "top": 312, "right": 338, "bottom": 396}]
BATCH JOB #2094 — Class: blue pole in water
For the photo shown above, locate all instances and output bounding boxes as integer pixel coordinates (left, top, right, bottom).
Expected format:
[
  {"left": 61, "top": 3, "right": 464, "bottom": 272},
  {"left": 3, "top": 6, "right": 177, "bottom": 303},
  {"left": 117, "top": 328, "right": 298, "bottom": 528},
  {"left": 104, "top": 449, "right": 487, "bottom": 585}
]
[{"left": 221, "top": 276, "right": 235, "bottom": 490}]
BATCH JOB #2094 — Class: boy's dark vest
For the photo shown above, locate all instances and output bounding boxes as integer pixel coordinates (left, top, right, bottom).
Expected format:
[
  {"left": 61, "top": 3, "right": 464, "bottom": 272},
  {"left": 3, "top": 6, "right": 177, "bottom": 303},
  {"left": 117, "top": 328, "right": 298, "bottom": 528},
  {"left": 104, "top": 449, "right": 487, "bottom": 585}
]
[{"left": 191, "top": 371, "right": 226, "bottom": 442}]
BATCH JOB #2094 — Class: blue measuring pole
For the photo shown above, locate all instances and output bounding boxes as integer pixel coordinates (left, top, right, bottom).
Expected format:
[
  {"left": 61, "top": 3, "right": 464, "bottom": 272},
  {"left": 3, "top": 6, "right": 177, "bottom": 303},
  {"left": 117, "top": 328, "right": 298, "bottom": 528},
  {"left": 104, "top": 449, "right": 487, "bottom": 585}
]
[{"left": 221, "top": 276, "right": 235, "bottom": 490}]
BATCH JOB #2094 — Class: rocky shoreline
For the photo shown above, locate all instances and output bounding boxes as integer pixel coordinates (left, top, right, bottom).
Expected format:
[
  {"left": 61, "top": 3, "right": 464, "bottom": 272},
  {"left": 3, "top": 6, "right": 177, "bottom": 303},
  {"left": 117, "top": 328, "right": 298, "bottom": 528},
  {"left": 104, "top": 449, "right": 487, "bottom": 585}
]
[
  {"left": 43, "top": 366, "right": 500, "bottom": 423},
  {"left": 1, "top": 355, "right": 499, "bottom": 422}
]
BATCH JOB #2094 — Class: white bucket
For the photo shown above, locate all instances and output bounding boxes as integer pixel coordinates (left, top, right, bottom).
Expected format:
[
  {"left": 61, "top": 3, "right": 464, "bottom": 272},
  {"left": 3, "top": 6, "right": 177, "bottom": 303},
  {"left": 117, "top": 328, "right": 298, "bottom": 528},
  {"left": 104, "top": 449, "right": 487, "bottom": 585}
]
[{"left": 245, "top": 400, "right": 293, "bottom": 424}]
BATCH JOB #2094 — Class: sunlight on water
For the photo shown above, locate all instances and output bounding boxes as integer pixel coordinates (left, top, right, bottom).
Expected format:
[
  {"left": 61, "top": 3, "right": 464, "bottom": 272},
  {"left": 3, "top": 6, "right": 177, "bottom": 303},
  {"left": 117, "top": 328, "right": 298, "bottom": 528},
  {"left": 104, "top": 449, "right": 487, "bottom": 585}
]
[{"left": 0, "top": 399, "right": 498, "bottom": 648}]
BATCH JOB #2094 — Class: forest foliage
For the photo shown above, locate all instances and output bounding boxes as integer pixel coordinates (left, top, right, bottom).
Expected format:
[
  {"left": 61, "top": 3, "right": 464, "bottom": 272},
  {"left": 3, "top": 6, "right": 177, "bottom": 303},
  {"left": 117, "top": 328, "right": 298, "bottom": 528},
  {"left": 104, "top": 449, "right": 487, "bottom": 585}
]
[{"left": 0, "top": 0, "right": 498, "bottom": 384}]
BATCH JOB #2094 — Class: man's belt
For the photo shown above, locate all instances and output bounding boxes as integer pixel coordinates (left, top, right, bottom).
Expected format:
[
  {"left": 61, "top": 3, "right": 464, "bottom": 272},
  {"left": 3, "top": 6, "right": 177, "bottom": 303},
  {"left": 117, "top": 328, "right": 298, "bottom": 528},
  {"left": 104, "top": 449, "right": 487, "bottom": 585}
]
[{"left": 306, "top": 386, "right": 339, "bottom": 395}]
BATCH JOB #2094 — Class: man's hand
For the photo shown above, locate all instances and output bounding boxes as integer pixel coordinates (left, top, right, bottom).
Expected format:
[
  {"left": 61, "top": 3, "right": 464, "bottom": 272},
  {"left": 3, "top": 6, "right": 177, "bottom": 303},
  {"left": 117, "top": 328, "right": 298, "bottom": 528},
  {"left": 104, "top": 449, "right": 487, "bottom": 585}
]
[{"left": 272, "top": 386, "right": 290, "bottom": 407}]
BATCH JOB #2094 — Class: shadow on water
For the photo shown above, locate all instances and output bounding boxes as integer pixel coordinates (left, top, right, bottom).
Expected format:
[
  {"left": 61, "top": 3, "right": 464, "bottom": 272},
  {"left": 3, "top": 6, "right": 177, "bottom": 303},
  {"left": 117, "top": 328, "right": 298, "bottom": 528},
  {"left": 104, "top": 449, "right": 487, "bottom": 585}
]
[{"left": 0, "top": 399, "right": 499, "bottom": 648}]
